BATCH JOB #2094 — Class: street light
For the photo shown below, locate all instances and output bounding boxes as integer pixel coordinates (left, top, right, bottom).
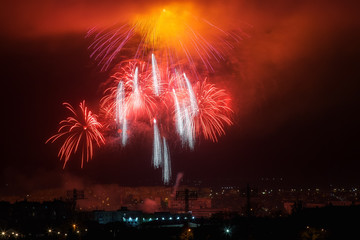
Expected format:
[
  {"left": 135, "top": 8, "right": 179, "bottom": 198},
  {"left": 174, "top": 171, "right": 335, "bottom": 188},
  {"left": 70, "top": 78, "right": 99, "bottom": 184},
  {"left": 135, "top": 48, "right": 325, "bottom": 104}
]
[{"left": 224, "top": 227, "right": 232, "bottom": 236}]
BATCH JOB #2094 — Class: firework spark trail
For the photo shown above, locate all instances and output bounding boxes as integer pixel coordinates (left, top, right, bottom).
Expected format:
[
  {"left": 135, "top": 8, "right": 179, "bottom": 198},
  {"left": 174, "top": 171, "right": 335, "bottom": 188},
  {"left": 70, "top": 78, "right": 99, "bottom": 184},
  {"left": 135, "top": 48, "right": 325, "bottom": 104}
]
[
  {"left": 132, "top": 67, "right": 141, "bottom": 109},
  {"left": 152, "top": 119, "right": 162, "bottom": 168},
  {"left": 183, "top": 106, "right": 195, "bottom": 150},
  {"left": 115, "top": 81, "right": 128, "bottom": 146},
  {"left": 183, "top": 73, "right": 198, "bottom": 114},
  {"left": 162, "top": 136, "right": 171, "bottom": 184},
  {"left": 116, "top": 81, "right": 125, "bottom": 127},
  {"left": 122, "top": 117, "right": 128, "bottom": 146},
  {"left": 151, "top": 53, "right": 161, "bottom": 96},
  {"left": 46, "top": 101, "right": 105, "bottom": 168},
  {"left": 88, "top": 24, "right": 136, "bottom": 71},
  {"left": 117, "top": 81, "right": 128, "bottom": 145},
  {"left": 173, "top": 89, "right": 184, "bottom": 137},
  {"left": 172, "top": 83, "right": 195, "bottom": 150}
]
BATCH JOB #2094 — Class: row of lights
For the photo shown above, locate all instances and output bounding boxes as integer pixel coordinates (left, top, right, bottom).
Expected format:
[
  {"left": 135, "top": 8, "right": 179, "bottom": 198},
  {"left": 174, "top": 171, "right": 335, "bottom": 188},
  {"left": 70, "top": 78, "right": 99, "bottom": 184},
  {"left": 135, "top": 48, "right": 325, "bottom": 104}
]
[
  {"left": 47, "top": 224, "right": 88, "bottom": 236},
  {"left": 123, "top": 216, "right": 195, "bottom": 222},
  {"left": 1, "top": 231, "right": 19, "bottom": 237}
]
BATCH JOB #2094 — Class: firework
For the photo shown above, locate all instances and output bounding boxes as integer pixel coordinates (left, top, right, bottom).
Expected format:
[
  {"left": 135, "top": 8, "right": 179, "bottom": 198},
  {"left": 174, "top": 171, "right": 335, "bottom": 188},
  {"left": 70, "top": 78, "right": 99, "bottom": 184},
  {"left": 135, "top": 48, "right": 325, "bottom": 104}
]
[
  {"left": 46, "top": 101, "right": 105, "bottom": 168},
  {"left": 151, "top": 53, "right": 161, "bottom": 96},
  {"left": 152, "top": 119, "right": 172, "bottom": 184},
  {"left": 162, "top": 136, "right": 171, "bottom": 184},
  {"left": 183, "top": 73, "right": 198, "bottom": 114},
  {"left": 171, "top": 76, "right": 195, "bottom": 149},
  {"left": 194, "top": 79, "right": 233, "bottom": 142},
  {"left": 152, "top": 118, "right": 162, "bottom": 168},
  {"left": 100, "top": 60, "right": 156, "bottom": 125},
  {"left": 101, "top": 58, "right": 232, "bottom": 148},
  {"left": 115, "top": 81, "right": 128, "bottom": 145},
  {"left": 48, "top": 4, "right": 238, "bottom": 185},
  {"left": 173, "top": 89, "right": 184, "bottom": 137},
  {"left": 87, "top": 4, "right": 241, "bottom": 72}
]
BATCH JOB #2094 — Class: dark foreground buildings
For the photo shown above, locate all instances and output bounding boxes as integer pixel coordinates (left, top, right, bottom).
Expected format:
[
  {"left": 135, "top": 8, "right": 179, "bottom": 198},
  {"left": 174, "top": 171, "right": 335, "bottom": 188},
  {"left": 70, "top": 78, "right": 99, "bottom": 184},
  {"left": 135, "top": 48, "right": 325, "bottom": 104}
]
[{"left": 0, "top": 197, "right": 360, "bottom": 239}]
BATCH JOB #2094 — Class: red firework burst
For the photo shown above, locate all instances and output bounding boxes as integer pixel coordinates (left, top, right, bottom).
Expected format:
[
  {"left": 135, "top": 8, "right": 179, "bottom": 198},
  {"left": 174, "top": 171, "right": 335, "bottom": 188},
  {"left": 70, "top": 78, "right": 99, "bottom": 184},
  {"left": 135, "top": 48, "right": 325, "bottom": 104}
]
[
  {"left": 194, "top": 79, "right": 233, "bottom": 142},
  {"left": 100, "top": 60, "right": 156, "bottom": 124},
  {"left": 46, "top": 101, "right": 105, "bottom": 168}
]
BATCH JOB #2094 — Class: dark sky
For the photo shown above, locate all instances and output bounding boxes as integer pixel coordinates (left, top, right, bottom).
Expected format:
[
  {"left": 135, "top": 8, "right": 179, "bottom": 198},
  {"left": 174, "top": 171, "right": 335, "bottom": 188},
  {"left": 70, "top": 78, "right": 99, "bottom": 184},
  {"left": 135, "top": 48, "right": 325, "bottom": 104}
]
[{"left": 1, "top": 0, "right": 359, "bottom": 194}]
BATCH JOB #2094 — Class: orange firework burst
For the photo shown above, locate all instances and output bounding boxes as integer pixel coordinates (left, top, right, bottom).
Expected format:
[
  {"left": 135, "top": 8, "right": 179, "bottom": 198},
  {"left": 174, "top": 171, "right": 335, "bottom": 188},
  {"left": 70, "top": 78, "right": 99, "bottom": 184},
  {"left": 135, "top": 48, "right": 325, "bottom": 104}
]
[
  {"left": 87, "top": 4, "right": 241, "bottom": 72},
  {"left": 46, "top": 101, "right": 105, "bottom": 168}
]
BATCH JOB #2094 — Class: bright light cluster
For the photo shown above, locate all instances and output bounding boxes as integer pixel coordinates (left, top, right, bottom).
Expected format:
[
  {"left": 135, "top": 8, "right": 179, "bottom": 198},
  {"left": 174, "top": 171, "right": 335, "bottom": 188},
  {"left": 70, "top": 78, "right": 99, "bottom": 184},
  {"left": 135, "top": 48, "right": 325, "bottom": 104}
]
[
  {"left": 47, "top": 5, "right": 238, "bottom": 184},
  {"left": 99, "top": 58, "right": 232, "bottom": 183}
]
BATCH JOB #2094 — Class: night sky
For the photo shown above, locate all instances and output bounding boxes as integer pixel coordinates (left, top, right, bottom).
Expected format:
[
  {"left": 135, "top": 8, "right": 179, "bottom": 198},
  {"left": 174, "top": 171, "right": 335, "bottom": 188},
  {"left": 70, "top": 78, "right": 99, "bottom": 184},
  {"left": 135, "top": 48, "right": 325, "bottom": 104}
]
[{"left": 1, "top": 0, "right": 359, "bottom": 194}]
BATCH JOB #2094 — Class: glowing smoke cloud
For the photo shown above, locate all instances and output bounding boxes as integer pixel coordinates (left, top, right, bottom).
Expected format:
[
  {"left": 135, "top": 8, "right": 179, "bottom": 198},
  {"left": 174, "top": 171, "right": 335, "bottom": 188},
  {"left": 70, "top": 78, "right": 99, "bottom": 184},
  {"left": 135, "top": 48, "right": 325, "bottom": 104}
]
[
  {"left": 171, "top": 172, "right": 184, "bottom": 198},
  {"left": 87, "top": 5, "right": 243, "bottom": 73}
]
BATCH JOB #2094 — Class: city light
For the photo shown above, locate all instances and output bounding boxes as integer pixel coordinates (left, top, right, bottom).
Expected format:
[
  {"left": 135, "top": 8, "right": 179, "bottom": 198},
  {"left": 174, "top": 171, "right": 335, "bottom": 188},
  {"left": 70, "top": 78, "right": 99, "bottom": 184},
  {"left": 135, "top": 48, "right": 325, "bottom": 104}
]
[{"left": 224, "top": 227, "right": 231, "bottom": 236}]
